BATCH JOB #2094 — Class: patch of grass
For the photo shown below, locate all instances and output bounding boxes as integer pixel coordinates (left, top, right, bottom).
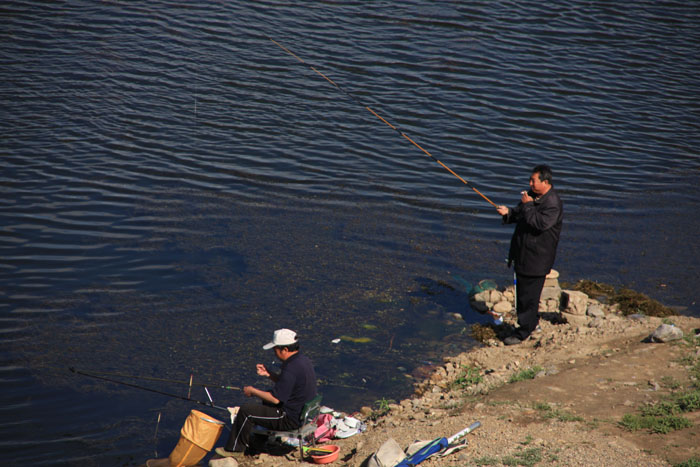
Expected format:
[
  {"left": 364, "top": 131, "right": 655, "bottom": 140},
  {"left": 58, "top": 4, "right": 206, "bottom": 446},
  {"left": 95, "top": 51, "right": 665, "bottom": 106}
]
[
  {"left": 688, "top": 359, "right": 700, "bottom": 389},
  {"left": 509, "top": 366, "right": 544, "bottom": 383},
  {"left": 502, "top": 447, "right": 543, "bottom": 466},
  {"left": 619, "top": 413, "right": 692, "bottom": 434},
  {"left": 452, "top": 365, "right": 483, "bottom": 389},
  {"left": 642, "top": 390, "right": 700, "bottom": 416},
  {"left": 368, "top": 397, "right": 394, "bottom": 420},
  {"left": 473, "top": 456, "right": 500, "bottom": 465},
  {"left": 675, "top": 457, "right": 700, "bottom": 467},
  {"left": 621, "top": 387, "right": 699, "bottom": 433},
  {"left": 533, "top": 401, "right": 584, "bottom": 422},
  {"left": 661, "top": 376, "right": 683, "bottom": 390}
]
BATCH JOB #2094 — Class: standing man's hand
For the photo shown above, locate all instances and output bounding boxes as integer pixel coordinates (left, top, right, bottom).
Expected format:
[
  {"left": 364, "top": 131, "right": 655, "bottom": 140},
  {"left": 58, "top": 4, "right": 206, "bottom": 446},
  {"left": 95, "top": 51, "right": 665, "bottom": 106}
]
[
  {"left": 521, "top": 191, "right": 534, "bottom": 204},
  {"left": 496, "top": 205, "right": 509, "bottom": 216}
]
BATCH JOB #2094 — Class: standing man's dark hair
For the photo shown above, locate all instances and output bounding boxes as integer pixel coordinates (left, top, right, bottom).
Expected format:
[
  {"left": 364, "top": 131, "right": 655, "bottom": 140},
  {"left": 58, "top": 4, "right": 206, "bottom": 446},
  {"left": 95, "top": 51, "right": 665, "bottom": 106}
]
[
  {"left": 495, "top": 165, "right": 563, "bottom": 345},
  {"left": 532, "top": 165, "right": 553, "bottom": 185}
]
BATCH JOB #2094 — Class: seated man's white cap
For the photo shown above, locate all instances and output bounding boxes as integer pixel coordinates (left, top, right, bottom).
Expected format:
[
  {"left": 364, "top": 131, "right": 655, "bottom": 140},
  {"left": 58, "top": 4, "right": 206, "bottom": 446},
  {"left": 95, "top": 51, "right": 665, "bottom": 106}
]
[{"left": 263, "top": 328, "right": 298, "bottom": 350}]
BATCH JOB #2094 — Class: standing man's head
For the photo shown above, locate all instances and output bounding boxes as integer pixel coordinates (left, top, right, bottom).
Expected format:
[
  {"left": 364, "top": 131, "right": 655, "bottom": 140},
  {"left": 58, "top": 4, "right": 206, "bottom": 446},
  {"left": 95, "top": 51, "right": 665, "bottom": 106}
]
[
  {"left": 530, "top": 165, "right": 553, "bottom": 196},
  {"left": 262, "top": 328, "right": 299, "bottom": 361}
]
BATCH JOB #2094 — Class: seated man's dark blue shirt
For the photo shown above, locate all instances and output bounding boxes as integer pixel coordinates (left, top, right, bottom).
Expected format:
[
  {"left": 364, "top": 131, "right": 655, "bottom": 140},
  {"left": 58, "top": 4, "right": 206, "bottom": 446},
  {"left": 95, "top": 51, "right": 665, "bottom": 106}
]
[{"left": 270, "top": 352, "right": 316, "bottom": 425}]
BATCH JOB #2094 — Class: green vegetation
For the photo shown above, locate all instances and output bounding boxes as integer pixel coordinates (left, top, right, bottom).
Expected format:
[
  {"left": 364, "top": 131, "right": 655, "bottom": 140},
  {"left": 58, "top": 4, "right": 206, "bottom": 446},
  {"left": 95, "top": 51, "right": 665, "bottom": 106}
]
[
  {"left": 502, "top": 447, "right": 544, "bottom": 466},
  {"left": 509, "top": 366, "right": 544, "bottom": 383},
  {"left": 568, "top": 279, "right": 675, "bottom": 317},
  {"left": 619, "top": 386, "right": 700, "bottom": 433},
  {"left": 452, "top": 365, "right": 483, "bottom": 389},
  {"left": 533, "top": 402, "right": 584, "bottom": 422},
  {"left": 368, "top": 397, "right": 394, "bottom": 421},
  {"left": 474, "top": 439, "right": 550, "bottom": 467},
  {"left": 620, "top": 413, "right": 692, "bottom": 434},
  {"left": 674, "top": 457, "right": 700, "bottom": 467},
  {"left": 470, "top": 323, "right": 498, "bottom": 343}
]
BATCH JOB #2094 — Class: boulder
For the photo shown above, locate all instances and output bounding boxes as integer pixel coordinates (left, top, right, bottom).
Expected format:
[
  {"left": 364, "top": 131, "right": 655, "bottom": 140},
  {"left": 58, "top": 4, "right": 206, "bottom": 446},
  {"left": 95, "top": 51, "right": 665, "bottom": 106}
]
[
  {"left": 540, "top": 285, "right": 562, "bottom": 303},
  {"left": 562, "top": 290, "right": 588, "bottom": 316},
  {"left": 650, "top": 324, "right": 684, "bottom": 343}
]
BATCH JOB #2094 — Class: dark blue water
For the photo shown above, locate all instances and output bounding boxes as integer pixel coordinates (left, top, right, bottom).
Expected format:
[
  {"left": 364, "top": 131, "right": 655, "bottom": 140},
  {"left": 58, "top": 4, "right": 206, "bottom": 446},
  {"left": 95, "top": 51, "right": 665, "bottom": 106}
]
[{"left": 2, "top": 1, "right": 699, "bottom": 465}]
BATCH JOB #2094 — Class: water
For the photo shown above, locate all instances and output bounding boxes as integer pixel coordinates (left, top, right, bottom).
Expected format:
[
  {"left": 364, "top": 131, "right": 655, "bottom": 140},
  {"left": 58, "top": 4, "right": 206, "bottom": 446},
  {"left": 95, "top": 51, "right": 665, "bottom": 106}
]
[{"left": 2, "top": 1, "right": 699, "bottom": 464}]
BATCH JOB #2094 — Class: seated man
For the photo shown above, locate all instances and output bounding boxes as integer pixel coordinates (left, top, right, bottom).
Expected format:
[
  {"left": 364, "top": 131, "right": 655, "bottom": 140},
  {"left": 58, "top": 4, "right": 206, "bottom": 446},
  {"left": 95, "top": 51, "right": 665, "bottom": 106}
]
[{"left": 216, "top": 328, "right": 317, "bottom": 457}]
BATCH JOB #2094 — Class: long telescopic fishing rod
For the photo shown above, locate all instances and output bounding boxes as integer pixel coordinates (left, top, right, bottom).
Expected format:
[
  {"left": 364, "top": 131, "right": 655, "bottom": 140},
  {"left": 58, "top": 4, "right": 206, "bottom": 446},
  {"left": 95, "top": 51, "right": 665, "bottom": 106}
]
[
  {"left": 69, "top": 367, "right": 229, "bottom": 412},
  {"left": 70, "top": 368, "right": 241, "bottom": 391},
  {"left": 268, "top": 37, "right": 498, "bottom": 208}
]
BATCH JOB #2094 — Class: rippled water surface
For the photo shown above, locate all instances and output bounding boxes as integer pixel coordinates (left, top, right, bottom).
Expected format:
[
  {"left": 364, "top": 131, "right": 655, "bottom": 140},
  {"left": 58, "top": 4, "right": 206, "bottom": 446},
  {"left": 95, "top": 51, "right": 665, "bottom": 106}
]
[{"left": 2, "top": 1, "right": 699, "bottom": 465}]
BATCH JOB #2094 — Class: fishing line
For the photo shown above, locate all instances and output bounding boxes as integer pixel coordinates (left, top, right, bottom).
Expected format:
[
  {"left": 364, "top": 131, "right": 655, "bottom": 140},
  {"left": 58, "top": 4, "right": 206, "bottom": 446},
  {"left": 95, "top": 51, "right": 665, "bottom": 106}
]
[
  {"left": 268, "top": 37, "right": 498, "bottom": 208},
  {"left": 69, "top": 367, "right": 229, "bottom": 412},
  {"left": 69, "top": 368, "right": 240, "bottom": 391}
]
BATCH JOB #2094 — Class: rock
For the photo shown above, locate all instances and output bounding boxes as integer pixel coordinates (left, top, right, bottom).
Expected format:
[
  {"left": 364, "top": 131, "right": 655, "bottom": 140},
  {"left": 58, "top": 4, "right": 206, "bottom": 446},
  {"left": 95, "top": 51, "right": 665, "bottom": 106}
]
[
  {"left": 589, "top": 317, "right": 605, "bottom": 328},
  {"left": 650, "top": 324, "right": 684, "bottom": 343},
  {"left": 562, "top": 290, "right": 588, "bottom": 315},
  {"left": 544, "top": 269, "right": 560, "bottom": 288},
  {"left": 587, "top": 303, "right": 605, "bottom": 318},
  {"left": 502, "top": 287, "right": 515, "bottom": 302},
  {"left": 209, "top": 457, "right": 238, "bottom": 467},
  {"left": 540, "top": 285, "right": 562, "bottom": 303},
  {"left": 493, "top": 301, "right": 512, "bottom": 314},
  {"left": 562, "top": 312, "right": 589, "bottom": 328},
  {"left": 473, "top": 290, "right": 490, "bottom": 303},
  {"left": 540, "top": 298, "right": 560, "bottom": 313},
  {"left": 489, "top": 289, "right": 503, "bottom": 304}
]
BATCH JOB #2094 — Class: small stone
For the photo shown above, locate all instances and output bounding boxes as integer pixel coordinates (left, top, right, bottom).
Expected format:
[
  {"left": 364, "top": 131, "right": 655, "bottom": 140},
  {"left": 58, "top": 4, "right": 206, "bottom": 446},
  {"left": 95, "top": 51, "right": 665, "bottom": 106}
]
[
  {"left": 209, "top": 458, "right": 238, "bottom": 467},
  {"left": 493, "top": 301, "right": 512, "bottom": 314},
  {"left": 587, "top": 303, "right": 605, "bottom": 318}
]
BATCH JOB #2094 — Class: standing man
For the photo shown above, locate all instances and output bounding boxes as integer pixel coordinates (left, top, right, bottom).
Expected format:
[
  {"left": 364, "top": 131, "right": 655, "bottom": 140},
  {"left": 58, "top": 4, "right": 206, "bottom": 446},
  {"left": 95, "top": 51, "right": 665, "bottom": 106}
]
[
  {"left": 216, "top": 328, "right": 317, "bottom": 457},
  {"left": 496, "top": 165, "right": 563, "bottom": 345}
]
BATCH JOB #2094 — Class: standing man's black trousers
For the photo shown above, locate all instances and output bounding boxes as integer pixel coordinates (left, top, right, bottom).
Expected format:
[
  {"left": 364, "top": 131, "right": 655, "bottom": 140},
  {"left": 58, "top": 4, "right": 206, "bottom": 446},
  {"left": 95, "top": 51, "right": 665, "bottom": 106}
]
[{"left": 514, "top": 273, "right": 546, "bottom": 340}]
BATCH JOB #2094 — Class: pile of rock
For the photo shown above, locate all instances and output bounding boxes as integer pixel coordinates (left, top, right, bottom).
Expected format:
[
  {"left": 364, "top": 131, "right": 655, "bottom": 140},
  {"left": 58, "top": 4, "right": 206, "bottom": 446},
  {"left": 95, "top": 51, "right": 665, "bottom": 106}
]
[{"left": 468, "top": 269, "right": 615, "bottom": 329}]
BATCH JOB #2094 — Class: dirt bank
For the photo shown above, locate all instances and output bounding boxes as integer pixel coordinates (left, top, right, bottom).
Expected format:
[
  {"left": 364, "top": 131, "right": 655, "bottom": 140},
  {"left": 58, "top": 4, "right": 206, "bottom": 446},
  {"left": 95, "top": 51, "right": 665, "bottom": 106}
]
[{"left": 227, "top": 310, "right": 699, "bottom": 467}]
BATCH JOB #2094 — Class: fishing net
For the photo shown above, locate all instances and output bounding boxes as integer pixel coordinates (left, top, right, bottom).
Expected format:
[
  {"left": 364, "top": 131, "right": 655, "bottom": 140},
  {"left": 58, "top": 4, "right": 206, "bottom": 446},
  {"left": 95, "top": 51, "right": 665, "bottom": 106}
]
[
  {"left": 469, "top": 279, "right": 498, "bottom": 297},
  {"left": 147, "top": 409, "right": 225, "bottom": 467}
]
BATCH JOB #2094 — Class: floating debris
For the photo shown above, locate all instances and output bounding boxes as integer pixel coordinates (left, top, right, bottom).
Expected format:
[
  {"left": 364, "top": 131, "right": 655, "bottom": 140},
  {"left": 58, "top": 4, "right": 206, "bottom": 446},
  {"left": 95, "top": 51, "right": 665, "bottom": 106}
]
[{"left": 340, "top": 336, "right": 372, "bottom": 344}]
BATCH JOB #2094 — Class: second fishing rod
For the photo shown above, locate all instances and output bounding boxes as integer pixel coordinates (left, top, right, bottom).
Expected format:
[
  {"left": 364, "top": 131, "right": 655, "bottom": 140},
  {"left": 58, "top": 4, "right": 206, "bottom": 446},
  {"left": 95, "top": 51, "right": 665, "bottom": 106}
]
[{"left": 268, "top": 37, "right": 498, "bottom": 209}]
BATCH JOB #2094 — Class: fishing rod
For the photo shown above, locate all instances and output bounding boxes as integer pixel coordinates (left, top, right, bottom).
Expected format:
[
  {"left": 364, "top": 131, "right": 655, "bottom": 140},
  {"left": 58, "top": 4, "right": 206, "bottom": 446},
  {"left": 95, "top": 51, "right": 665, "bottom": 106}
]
[
  {"left": 69, "top": 367, "right": 229, "bottom": 412},
  {"left": 69, "top": 368, "right": 241, "bottom": 391},
  {"left": 268, "top": 37, "right": 498, "bottom": 208}
]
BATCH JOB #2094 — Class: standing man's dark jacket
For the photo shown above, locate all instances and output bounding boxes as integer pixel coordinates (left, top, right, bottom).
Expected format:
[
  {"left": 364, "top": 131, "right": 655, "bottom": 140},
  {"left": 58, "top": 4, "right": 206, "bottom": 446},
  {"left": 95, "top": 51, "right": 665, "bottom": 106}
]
[{"left": 503, "top": 188, "right": 563, "bottom": 276}]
